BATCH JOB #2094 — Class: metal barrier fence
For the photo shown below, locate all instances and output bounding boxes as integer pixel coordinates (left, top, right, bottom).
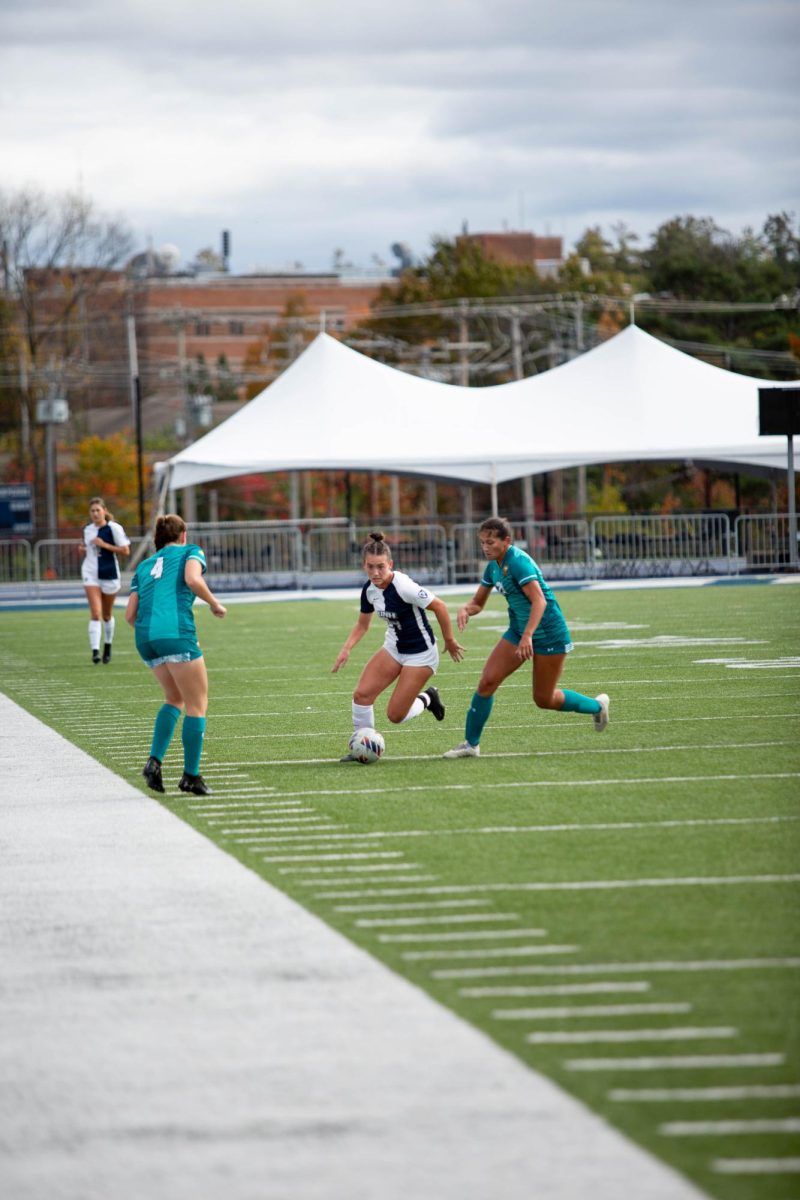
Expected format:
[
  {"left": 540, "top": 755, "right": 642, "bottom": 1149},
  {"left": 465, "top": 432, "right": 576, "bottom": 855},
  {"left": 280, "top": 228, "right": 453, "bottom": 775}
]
[
  {"left": 2, "top": 515, "right": 796, "bottom": 594},
  {"left": 452, "top": 521, "right": 592, "bottom": 582},
  {"left": 735, "top": 514, "right": 798, "bottom": 572},
  {"left": 306, "top": 524, "right": 448, "bottom": 586},
  {"left": 0, "top": 539, "right": 32, "bottom": 584},
  {"left": 590, "top": 514, "right": 735, "bottom": 577}
]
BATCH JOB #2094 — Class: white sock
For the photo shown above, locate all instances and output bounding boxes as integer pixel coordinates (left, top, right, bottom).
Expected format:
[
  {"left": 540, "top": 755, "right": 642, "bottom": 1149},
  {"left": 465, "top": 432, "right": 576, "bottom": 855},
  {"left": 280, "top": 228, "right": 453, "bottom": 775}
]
[
  {"left": 88, "top": 620, "right": 102, "bottom": 651},
  {"left": 103, "top": 617, "right": 115, "bottom": 645},
  {"left": 352, "top": 702, "right": 375, "bottom": 731},
  {"left": 400, "top": 697, "right": 426, "bottom": 723}
]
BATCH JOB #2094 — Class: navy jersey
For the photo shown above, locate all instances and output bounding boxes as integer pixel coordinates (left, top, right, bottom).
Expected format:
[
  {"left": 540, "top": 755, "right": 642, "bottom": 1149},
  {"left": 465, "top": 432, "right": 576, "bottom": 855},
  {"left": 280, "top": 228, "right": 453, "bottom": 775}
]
[{"left": 361, "top": 570, "right": 437, "bottom": 655}]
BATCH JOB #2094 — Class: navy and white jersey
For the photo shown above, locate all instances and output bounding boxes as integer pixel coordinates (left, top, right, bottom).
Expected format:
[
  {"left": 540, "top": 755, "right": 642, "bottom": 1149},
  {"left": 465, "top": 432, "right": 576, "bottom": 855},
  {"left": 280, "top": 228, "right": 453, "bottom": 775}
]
[
  {"left": 81, "top": 520, "right": 129, "bottom": 582},
  {"left": 360, "top": 570, "right": 437, "bottom": 655}
]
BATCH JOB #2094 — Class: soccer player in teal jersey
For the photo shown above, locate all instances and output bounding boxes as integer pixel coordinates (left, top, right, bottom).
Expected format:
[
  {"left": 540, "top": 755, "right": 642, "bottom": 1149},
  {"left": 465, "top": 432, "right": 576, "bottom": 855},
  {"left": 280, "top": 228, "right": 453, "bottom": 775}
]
[
  {"left": 444, "top": 516, "right": 608, "bottom": 757},
  {"left": 125, "top": 513, "right": 226, "bottom": 795}
]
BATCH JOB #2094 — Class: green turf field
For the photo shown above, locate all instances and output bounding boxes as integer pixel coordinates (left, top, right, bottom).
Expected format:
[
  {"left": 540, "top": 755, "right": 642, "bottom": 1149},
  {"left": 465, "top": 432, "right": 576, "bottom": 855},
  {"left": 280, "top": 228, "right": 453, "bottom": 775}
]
[{"left": 2, "top": 582, "right": 799, "bottom": 1198}]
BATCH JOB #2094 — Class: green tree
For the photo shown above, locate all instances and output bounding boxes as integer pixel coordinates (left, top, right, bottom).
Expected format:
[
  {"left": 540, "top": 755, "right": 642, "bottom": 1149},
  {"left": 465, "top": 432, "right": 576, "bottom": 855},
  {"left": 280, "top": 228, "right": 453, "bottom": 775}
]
[{"left": 59, "top": 433, "right": 146, "bottom": 530}]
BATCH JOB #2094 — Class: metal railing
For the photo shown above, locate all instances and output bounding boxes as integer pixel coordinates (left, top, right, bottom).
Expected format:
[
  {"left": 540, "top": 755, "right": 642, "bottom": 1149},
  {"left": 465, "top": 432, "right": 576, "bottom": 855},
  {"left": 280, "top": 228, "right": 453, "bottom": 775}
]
[
  {"left": 0, "top": 539, "right": 32, "bottom": 584},
  {"left": 1, "top": 515, "right": 797, "bottom": 597},
  {"left": 590, "top": 514, "right": 735, "bottom": 577},
  {"left": 735, "top": 514, "right": 799, "bottom": 572},
  {"left": 451, "top": 520, "right": 592, "bottom": 582}
]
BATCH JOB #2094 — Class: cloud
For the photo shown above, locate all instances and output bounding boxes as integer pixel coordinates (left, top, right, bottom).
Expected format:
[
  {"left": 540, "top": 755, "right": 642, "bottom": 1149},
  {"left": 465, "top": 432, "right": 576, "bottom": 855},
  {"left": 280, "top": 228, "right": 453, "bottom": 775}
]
[{"left": 0, "top": 0, "right": 797, "bottom": 270}]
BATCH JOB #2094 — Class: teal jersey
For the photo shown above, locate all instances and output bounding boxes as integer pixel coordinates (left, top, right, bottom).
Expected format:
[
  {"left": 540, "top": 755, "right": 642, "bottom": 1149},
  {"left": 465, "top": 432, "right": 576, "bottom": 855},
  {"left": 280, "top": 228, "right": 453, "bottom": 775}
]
[
  {"left": 480, "top": 544, "right": 566, "bottom": 638},
  {"left": 131, "top": 543, "right": 206, "bottom": 640}
]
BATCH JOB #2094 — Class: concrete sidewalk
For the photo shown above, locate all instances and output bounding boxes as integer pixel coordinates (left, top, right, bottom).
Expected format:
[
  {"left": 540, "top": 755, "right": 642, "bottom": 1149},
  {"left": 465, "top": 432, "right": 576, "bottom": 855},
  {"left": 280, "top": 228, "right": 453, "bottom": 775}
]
[{"left": 0, "top": 692, "right": 703, "bottom": 1200}]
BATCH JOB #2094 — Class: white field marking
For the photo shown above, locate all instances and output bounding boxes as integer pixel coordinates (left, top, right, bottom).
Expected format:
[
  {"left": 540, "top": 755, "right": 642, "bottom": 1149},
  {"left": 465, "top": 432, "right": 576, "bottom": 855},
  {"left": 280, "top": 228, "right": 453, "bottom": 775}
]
[
  {"left": 611, "top": 1085, "right": 800, "bottom": 1102},
  {"left": 566, "top": 1054, "right": 785, "bottom": 1072},
  {"left": 333, "top": 899, "right": 491, "bottom": 913},
  {"left": 580, "top": 636, "right": 768, "bottom": 649},
  {"left": 379, "top": 928, "right": 548, "bottom": 943},
  {"left": 258, "top": 815, "right": 800, "bottom": 855},
  {"left": 214, "top": 818, "right": 336, "bottom": 830},
  {"left": 661, "top": 1118, "right": 800, "bottom": 1136},
  {"left": 355, "top": 914, "right": 524, "bottom": 929},
  {"left": 318, "top": 874, "right": 800, "bottom": 902},
  {"left": 713, "top": 1158, "right": 800, "bottom": 1175},
  {"left": 226, "top": 826, "right": 340, "bottom": 837},
  {"left": 492, "top": 1002, "right": 691, "bottom": 1020},
  {"left": 301, "top": 876, "right": 438, "bottom": 887},
  {"left": 525, "top": 1028, "right": 737, "bottom": 1045},
  {"left": 197, "top": 804, "right": 316, "bottom": 813},
  {"left": 462, "top": 983, "right": 652, "bottom": 998},
  {"left": 402, "top": 945, "right": 579, "bottom": 962},
  {"left": 431, "top": 957, "right": 800, "bottom": 980},
  {"left": 696, "top": 657, "right": 800, "bottom": 670},
  {"left": 240, "top": 772, "right": 800, "bottom": 798},
  {"left": 278, "top": 862, "right": 424, "bottom": 875},
  {"left": 261, "top": 851, "right": 406, "bottom": 863}
]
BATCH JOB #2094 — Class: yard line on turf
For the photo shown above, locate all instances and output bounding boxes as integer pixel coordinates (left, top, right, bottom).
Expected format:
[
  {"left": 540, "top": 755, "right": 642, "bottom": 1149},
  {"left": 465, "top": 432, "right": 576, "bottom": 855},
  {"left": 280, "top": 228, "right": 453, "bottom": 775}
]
[
  {"left": 301, "top": 875, "right": 438, "bottom": 887},
  {"left": 225, "top": 826, "right": 339, "bottom": 836},
  {"left": 492, "top": 1002, "right": 691, "bottom": 1020},
  {"left": 316, "top": 874, "right": 800, "bottom": 901},
  {"left": 526, "top": 1028, "right": 737, "bottom": 1045},
  {"left": 236, "top": 816, "right": 800, "bottom": 854},
  {"left": 566, "top": 1054, "right": 785, "bottom": 1072},
  {"left": 214, "top": 819, "right": 336, "bottom": 829},
  {"left": 279, "top": 862, "right": 424, "bottom": 874},
  {"left": 661, "top": 1118, "right": 800, "bottom": 1136},
  {"left": 401, "top": 945, "right": 579, "bottom": 961},
  {"left": 355, "top": 914, "right": 523, "bottom": 928},
  {"left": 230, "top": 772, "right": 800, "bottom": 793},
  {"left": 712, "top": 1157, "right": 800, "bottom": 1175},
  {"left": 334, "top": 899, "right": 492, "bottom": 912},
  {"left": 261, "top": 851, "right": 408, "bottom": 863},
  {"left": 432, "top": 957, "right": 800, "bottom": 980},
  {"left": 462, "top": 983, "right": 652, "bottom": 998},
  {"left": 379, "top": 928, "right": 548, "bottom": 943},
  {"left": 610, "top": 1085, "right": 800, "bottom": 1101}
]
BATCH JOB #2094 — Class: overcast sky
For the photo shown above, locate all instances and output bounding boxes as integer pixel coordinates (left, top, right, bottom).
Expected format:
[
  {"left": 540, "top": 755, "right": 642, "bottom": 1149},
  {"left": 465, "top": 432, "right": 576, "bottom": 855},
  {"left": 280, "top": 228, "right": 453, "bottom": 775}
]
[{"left": 1, "top": 0, "right": 798, "bottom": 273}]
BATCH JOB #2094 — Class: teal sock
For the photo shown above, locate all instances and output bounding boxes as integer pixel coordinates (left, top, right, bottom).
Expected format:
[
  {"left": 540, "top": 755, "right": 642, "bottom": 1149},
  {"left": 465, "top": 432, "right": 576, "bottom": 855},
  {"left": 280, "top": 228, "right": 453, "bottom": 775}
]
[
  {"left": 149, "top": 704, "right": 181, "bottom": 761},
  {"left": 560, "top": 689, "right": 601, "bottom": 715},
  {"left": 182, "top": 715, "right": 207, "bottom": 775},
  {"left": 465, "top": 692, "right": 494, "bottom": 746}
]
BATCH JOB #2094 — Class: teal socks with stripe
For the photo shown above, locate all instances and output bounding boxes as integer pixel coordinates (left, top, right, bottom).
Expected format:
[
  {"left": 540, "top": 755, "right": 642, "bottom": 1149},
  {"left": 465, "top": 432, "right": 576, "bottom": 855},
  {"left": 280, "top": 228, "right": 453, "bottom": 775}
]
[
  {"left": 465, "top": 691, "right": 494, "bottom": 746},
  {"left": 182, "top": 715, "right": 207, "bottom": 775},
  {"left": 560, "top": 689, "right": 601, "bottom": 714},
  {"left": 149, "top": 704, "right": 181, "bottom": 762}
]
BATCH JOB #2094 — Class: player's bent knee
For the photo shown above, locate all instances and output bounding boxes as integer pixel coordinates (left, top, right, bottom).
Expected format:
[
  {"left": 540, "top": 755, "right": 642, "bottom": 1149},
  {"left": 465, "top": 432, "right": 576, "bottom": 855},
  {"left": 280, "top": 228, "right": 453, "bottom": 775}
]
[{"left": 534, "top": 692, "right": 558, "bottom": 709}]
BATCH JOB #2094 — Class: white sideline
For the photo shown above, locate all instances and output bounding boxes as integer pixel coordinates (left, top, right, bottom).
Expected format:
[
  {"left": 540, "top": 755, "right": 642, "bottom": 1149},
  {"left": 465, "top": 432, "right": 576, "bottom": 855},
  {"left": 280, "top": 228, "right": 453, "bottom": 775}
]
[{"left": 0, "top": 692, "right": 705, "bottom": 1200}]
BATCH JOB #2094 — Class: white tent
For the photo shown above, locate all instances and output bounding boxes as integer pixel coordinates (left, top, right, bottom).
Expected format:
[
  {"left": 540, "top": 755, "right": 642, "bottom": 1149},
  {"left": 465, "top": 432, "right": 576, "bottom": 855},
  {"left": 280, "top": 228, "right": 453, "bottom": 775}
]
[{"left": 165, "top": 325, "right": 798, "bottom": 491}]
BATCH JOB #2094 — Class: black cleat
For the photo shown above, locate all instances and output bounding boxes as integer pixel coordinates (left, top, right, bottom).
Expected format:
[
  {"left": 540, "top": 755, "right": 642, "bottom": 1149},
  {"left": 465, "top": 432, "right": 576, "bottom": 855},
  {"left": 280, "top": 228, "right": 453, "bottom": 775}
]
[
  {"left": 178, "top": 771, "right": 212, "bottom": 796},
  {"left": 142, "top": 756, "right": 165, "bottom": 793},
  {"left": 91, "top": 649, "right": 101, "bottom": 664},
  {"left": 423, "top": 685, "right": 445, "bottom": 721},
  {"left": 102, "top": 642, "right": 112, "bottom": 664}
]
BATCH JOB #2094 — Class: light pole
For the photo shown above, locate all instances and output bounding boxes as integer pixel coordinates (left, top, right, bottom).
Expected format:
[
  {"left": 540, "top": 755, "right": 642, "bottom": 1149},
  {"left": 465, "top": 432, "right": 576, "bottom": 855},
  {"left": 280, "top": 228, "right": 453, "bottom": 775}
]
[{"left": 36, "top": 396, "right": 69, "bottom": 573}]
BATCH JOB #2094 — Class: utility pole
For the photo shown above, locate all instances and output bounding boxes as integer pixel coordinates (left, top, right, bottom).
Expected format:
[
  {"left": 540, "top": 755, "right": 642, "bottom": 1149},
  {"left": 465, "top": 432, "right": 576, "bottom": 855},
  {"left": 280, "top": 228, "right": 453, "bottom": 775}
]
[
  {"left": 458, "top": 299, "right": 469, "bottom": 387},
  {"left": 510, "top": 310, "right": 524, "bottom": 381},
  {"left": 127, "top": 312, "right": 145, "bottom": 531}
]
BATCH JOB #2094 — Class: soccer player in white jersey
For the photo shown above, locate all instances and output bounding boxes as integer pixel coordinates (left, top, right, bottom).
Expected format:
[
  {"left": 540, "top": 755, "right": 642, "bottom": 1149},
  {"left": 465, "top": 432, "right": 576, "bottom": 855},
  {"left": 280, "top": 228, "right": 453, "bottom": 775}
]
[
  {"left": 332, "top": 531, "right": 465, "bottom": 759},
  {"left": 78, "top": 496, "right": 131, "bottom": 664}
]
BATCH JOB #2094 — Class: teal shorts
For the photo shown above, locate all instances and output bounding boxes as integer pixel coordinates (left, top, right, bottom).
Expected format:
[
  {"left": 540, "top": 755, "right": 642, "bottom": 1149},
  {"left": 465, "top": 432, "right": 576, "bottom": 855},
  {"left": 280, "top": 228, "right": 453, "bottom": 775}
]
[
  {"left": 136, "top": 636, "right": 203, "bottom": 669},
  {"left": 502, "top": 624, "right": 573, "bottom": 657}
]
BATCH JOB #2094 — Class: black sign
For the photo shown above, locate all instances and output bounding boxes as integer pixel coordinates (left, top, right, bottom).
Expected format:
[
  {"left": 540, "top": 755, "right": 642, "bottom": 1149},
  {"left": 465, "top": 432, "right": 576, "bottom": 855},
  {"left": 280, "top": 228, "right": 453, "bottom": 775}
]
[
  {"left": 0, "top": 484, "right": 34, "bottom": 534},
  {"left": 759, "top": 387, "right": 800, "bottom": 436}
]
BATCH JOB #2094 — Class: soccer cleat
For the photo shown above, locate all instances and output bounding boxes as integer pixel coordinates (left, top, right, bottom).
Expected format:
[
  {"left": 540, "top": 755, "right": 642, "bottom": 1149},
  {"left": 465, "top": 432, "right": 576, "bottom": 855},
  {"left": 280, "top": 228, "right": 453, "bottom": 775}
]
[
  {"left": 593, "top": 693, "right": 610, "bottom": 732},
  {"left": 443, "top": 740, "right": 480, "bottom": 758},
  {"left": 178, "top": 771, "right": 212, "bottom": 796},
  {"left": 142, "top": 755, "right": 165, "bottom": 793},
  {"left": 102, "top": 643, "right": 112, "bottom": 664},
  {"left": 423, "top": 685, "right": 445, "bottom": 721},
  {"left": 91, "top": 650, "right": 101, "bottom": 664}
]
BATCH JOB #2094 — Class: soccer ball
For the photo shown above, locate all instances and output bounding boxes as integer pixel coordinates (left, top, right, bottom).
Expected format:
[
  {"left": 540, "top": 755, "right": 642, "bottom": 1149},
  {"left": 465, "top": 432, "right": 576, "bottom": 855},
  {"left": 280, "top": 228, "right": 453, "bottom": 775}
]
[{"left": 348, "top": 727, "right": 385, "bottom": 764}]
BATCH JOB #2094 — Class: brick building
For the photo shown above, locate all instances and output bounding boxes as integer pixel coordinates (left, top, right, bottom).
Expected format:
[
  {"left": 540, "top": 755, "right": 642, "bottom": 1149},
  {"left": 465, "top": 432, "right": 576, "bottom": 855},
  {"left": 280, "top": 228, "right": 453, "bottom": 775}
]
[{"left": 457, "top": 231, "right": 564, "bottom": 278}]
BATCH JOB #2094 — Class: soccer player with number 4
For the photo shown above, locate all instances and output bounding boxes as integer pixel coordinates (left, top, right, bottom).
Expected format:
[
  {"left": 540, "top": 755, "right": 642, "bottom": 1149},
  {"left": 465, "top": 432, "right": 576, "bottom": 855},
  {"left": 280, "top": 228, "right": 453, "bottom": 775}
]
[
  {"left": 444, "top": 517, "right": 609, "bottom": 758},
  {"left": 125, "top": 514, "right": 226, "bottom": 796}
]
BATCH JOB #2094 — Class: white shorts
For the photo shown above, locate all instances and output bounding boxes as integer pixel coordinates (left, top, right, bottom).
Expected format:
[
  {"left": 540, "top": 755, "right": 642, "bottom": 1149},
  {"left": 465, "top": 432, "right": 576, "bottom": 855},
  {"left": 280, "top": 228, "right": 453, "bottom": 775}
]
[
  {"left": 383, "top": 640, "right": 440, "bottom": 671},
  {"left": 81, "top": 562, "right": 121, "bottom": 595}
]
